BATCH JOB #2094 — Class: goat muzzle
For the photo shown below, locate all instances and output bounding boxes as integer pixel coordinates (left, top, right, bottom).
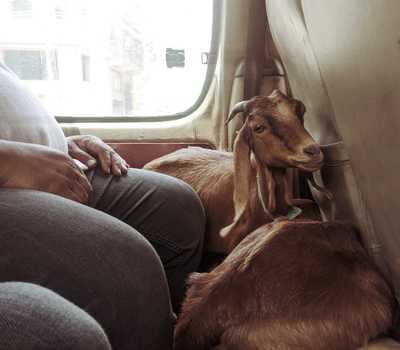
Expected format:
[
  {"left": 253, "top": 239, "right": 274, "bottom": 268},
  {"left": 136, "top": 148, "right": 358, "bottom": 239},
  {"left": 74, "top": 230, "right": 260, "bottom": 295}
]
[{"left": 303, "top": 144, "right": 321, "bottom": 157}]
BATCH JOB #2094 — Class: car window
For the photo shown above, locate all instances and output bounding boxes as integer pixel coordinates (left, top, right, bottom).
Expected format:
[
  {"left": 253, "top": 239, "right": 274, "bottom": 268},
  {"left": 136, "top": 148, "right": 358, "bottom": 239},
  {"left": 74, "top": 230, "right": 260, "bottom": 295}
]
[{"left": 0, "top": 0, "right": 214, "bottom": 118}]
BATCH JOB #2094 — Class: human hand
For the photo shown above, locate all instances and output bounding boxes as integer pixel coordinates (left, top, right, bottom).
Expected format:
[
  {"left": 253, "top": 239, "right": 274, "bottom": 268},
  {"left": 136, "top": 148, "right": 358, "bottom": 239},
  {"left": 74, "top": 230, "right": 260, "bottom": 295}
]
[
  {"left": 0, "top": 141, "right": 92, "bottom": 203},
  {"left": 67, "top": 135, "right": 129, "bottom": 176}
]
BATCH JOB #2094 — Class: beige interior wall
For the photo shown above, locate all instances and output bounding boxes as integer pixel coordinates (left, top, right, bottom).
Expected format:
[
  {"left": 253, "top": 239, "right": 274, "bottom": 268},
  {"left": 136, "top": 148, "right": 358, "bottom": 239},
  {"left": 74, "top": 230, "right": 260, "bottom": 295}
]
[
  {"left": 267, "top": 0, "right": 340, "bottom": 145},
  {"left": 302, "top": 0, "right": 400, "bottom": 293},
  {"left": 226, "top": 59, "right": 245, "bottom": 150},
  {"left": 61, "top": 0, "right": 251, "bottom": 151},
  {"left": 266, "top": 0, "right": 392, "bottom": 283},
  {"left": 264, "top": 3, "right": 400, "bottom": 346}
]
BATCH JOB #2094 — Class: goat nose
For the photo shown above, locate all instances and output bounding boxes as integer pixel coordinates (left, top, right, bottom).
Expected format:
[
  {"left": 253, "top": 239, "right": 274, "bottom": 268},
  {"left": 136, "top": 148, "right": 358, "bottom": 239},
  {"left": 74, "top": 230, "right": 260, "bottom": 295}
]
[{"left": 303, "top": 144, "right": 321, "bottom": 156}]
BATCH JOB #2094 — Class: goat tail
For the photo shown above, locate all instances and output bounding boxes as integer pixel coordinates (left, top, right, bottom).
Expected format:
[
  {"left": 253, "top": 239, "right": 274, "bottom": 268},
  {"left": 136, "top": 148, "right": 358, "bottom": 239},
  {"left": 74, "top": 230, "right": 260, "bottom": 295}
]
[{"left": 174, "top": 272, "right": 223, "bottom": 350}]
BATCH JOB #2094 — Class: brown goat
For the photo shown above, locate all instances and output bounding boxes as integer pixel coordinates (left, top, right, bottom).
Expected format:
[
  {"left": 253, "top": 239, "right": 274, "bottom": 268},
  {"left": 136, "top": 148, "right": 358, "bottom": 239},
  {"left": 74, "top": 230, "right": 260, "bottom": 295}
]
[
  {"left": 144, "top": 90, "right": 324, "bottom": 253},
  {"left": 175, "top": 220, "right": 395, "bottom": 350}
]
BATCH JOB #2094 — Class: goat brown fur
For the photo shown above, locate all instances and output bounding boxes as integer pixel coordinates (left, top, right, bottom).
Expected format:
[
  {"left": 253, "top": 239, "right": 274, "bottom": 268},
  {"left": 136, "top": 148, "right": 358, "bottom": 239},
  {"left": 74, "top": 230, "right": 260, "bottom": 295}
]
[
  {"left": 174, "top": 220, "right": 395, "bottom": 350},
  {"left": 144, "top": 90, "right": 323, "bottom": 253}
]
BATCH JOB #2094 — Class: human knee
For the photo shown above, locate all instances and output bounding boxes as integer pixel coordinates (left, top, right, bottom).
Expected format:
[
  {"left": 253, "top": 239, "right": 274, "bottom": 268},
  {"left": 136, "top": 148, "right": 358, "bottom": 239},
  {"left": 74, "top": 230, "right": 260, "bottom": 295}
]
[
  {"left": 112, "top": 226, "right": 170, "bottom": 289},
  {"left": 61, "top": 312, "right": 111, "bottom": 350},
  {"left": 0, "top": 282, "right": 111, "bottom": 350},
  {"left": 176, "top": 179, "right": 206, "bottom": 230},
  {"left": 162, "top": 177, "right": 206, "bottom": 252},
  {"left": 101, "top": 228, "right": 174, "bottom": 344},
  {"left": 65, "top": 313, "right": 111, "bottom": 350},
  {"left": 109, "top": 169, "right": 206, "bottom": 255}
]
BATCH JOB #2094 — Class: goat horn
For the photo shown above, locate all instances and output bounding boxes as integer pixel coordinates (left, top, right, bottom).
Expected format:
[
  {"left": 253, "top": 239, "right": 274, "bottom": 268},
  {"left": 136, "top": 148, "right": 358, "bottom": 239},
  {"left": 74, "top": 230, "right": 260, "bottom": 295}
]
[{"left": 225, "top": 101, "right": 248, "bottom": 125}]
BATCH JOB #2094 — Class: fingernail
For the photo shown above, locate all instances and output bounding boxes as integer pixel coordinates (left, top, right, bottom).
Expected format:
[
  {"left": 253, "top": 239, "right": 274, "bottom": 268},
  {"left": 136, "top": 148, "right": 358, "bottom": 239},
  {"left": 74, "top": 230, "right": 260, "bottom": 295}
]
[{"left": 87, "top": 159, "right": 97, "bottom": 168}]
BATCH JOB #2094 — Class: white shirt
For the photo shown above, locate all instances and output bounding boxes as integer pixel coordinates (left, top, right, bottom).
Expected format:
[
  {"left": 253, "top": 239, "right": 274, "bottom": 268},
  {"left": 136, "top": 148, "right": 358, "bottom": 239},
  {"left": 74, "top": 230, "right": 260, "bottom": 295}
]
[{"left": 0, "top": 62, "right": 67, "bottom": 153}]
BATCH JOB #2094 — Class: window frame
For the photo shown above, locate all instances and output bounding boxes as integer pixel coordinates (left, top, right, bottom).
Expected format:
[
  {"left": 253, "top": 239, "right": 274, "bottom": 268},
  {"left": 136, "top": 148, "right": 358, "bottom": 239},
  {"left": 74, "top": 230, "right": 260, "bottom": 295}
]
[{"left": 56, "top": 0, "right": 221, "bottom": 123}]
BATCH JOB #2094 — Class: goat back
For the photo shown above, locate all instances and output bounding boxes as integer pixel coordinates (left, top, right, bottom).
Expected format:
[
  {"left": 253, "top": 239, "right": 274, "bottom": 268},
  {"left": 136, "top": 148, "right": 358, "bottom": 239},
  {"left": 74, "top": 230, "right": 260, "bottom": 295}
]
[
  {"left": 144, "top": 147, "right": 242, "bottom": 252},
  {"left": 175, "top": 219, "right": 395, "bottom": 350}
]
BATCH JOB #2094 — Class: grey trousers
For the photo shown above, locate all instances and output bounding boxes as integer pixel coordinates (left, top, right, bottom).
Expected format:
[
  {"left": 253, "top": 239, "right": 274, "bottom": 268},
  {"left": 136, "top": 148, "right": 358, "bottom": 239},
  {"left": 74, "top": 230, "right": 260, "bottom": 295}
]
[
  {"left": 0, "top": 168, "right": 205, "bottom": 350},
  {"left": 0, "top": 282, "right": 111, "bottom": 350}
]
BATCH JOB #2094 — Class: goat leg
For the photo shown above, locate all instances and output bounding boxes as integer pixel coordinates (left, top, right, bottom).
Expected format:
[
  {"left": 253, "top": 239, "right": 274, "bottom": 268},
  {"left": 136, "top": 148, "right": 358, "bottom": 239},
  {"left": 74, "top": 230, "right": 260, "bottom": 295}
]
[{"left": 174, "top": 273, "right": 223, "bottom": 350}]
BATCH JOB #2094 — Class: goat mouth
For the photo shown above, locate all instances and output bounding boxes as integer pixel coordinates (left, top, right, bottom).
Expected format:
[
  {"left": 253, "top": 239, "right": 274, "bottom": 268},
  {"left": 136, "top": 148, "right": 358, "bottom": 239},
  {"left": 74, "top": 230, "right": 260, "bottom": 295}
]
[{"left": 294, "top": 160, "right": 323, "bottom": 172}]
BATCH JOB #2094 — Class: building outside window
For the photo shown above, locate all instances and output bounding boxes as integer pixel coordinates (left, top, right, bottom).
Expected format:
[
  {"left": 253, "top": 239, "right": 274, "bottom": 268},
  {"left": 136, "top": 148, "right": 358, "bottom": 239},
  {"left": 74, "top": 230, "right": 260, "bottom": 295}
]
[
  {"left": 0, "top": 0, "right": 214, "bottom": 117},
  {"left": 3, "top": 50, "right": 47, "bottom": 80},
  {"left": 11, "top": 0, "right": 33, "bottom": 19},
  {"left": 81, "top": 55, "right": 90, "bottom": 82},
  {"left": 50, "top": 50, "right": 59, "bottom": 80}
]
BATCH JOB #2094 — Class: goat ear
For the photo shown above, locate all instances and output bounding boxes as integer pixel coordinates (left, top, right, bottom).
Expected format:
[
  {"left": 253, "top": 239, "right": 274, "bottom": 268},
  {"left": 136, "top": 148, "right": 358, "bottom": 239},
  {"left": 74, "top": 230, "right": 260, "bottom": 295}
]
[
  {"left": 282, "top": 170, "right": 293, "bottom": 207},
  {"left": 294, "top": 99, "right": 306, "bottom": 122},
  {"left": 255, "top": 161, "right": 294, "bottom": 215},
  {"left": 254, "top": 154, "right": 276, "bottom": 214},
  {"left": 220, "top": 122, "right": 253, "bottom": 242},
  {"left": 273, "top": 169, "right": 293, "bottom": 208}
]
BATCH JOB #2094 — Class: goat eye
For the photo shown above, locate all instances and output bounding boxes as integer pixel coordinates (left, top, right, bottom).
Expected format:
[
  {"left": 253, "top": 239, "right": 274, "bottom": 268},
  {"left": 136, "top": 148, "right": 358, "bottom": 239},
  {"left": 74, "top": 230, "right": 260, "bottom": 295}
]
[{"left": 254, "top": 125, "right": 266, "bottom": 133}]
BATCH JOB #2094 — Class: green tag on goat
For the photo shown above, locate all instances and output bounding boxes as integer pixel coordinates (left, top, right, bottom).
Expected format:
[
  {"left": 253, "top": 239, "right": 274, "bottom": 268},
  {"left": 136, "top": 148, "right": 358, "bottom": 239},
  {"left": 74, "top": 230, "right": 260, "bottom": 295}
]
[{"left": 287, "top": 206, "right": 302, "bottom": 220}]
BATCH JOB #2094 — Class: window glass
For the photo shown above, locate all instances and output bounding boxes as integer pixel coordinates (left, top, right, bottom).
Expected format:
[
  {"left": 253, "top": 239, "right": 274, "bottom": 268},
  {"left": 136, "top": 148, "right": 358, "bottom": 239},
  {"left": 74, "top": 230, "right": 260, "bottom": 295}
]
[
  {"left": 50, "top": 50, "right": 59, "bottom": 80},
  {"left": 81, "top": 55, "right": 90, "bottom": 82},
  {"left": 3, "top": 50, "right": 47, "bottom": 80},
  {"left": 11, "top": 0, "right": 33, "bottom": 19},
  {"left": 0, "top": 0, "right": 214, "bottom": 117},
  {"left": 54, "top": 0, "right": 66, "bottom": 20}
]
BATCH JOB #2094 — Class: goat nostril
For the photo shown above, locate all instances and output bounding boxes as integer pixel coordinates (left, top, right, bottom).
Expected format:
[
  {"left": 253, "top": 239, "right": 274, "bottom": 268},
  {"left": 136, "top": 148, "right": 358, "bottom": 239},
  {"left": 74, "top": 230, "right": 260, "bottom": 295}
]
[{"left": 303, "top": 144, "right": 321, "bottom": 156}]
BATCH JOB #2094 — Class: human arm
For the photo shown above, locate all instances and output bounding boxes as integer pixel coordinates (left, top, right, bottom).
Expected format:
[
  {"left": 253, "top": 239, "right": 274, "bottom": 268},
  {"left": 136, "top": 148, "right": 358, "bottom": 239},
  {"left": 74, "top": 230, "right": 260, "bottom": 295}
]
[{"left": 0, "top": 140, "right": 92, "bottom": 203}]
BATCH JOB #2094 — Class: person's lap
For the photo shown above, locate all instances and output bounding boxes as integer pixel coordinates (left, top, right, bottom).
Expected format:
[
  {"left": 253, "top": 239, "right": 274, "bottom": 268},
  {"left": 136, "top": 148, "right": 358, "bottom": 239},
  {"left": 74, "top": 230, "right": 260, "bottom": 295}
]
[
  {"left": 87, "top": 167, "right": 206, "bottom": 310},
  {"left": 0, "top": 168, "right": 205, "bottom": 350},
  {"left": 0, "top": 282, "right": 111, "bottom": 350}
]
